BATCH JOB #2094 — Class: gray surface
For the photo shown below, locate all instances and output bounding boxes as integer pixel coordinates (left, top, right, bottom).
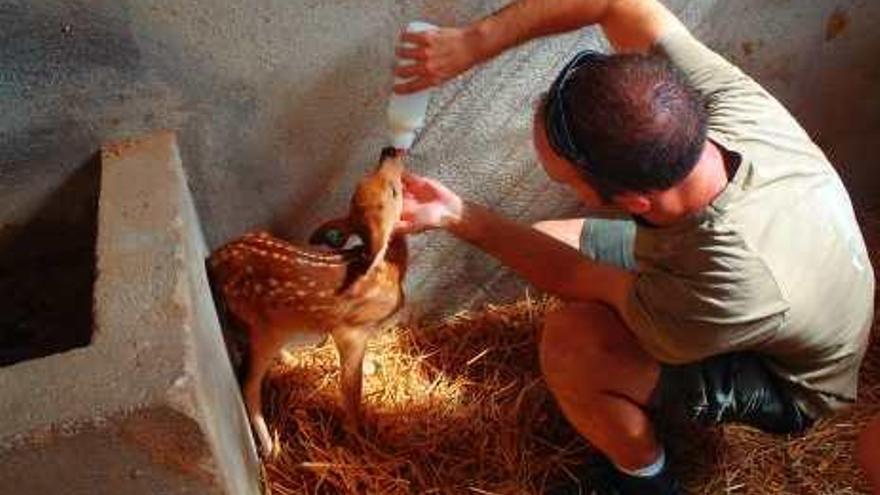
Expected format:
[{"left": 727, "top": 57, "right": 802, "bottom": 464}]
[
  {"left": 0, "top": 132, "right": 261, "bottom": 495},
  {"left": 1, "top": 0, "right": 878, "bottom": 316}
]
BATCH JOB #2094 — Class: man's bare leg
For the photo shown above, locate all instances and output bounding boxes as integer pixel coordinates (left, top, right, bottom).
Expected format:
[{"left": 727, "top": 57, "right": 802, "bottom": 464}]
[
  {"left": 533, "top": 218, "right": 585, "bottom": 249},
  {"left": 540, "top": 302, "right": 662, "bottom": 470},
  {"left": 534, "top": 216, "right": 661, "bottom": 468}
]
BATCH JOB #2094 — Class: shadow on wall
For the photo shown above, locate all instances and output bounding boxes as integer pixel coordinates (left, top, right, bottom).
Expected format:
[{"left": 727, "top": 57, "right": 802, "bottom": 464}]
[
  {"left": 0, "top": 155, "right": 99, "bottom": 366},
  {"left": 176, "top": 36, "right": 392, "bottom": 247},
  {"left": 266, "top": 45, "right": 391, "bottom": 241}
]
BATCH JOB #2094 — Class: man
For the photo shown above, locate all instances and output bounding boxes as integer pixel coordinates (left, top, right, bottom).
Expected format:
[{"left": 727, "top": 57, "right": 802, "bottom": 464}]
[{"left": 393, "top": 0, "right": 876, "bottom": 494}]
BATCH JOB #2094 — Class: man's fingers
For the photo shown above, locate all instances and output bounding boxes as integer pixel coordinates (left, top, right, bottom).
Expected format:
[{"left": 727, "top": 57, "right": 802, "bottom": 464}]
[
  {"left": 402, "top": 173, "right": 435, "bottom": 195},
  {"left": 395, "top": 46, "right": 428, "bottom": 61},
  {"left": 394, "top": 220, "right": 423, "bottom": 235},
  {"left": 399, "top": 31, "right": 430, "bottom": 47},
  {"left": 405, "top": 172, "right": 452, "bottom": 201},
  {"left": 406, "top": 187, "right": 433, "bottom": 202},
  {"left": 399, "top": 207, "right": 417, "bottom": 220},
  {"left": 394, "top": 63, "right": 424, "bottom": 79},
  {"left": 404, "top": 172, "right": 448, "bottom": 191},
  {"left": 401, "top": 196, "right": 427, "bottom": 219},
  {"left": 402, "top": 171, "right": 427, "bottom": 186},
  {"left": 393, "top": 77, "right": 435, "bottom": 95}
]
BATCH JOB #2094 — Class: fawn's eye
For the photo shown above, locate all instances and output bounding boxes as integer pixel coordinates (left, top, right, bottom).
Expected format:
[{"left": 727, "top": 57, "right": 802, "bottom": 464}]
[
  {"left": 324, "top": 228, "right": 346, "bottom": 248},
  {"left": 391, "top": 186, "right": 399, "bottom": 198}
]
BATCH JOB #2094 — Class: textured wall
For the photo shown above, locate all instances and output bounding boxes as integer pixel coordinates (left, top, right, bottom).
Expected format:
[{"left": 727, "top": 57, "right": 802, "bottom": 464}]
[{"left": 2, "top": 0, "right": 878, "bottom": 315}]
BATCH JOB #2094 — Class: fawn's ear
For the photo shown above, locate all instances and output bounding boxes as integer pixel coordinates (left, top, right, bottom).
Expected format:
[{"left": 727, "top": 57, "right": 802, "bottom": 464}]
[
  {"left": 349, "top": 207, "right": 400, "bottom": 279},
  {"left": 308, "top": 217, "right": 355, "bottom": 249},
  {"left": 361, "top": 220, "right": 391, "bottom": 272}
]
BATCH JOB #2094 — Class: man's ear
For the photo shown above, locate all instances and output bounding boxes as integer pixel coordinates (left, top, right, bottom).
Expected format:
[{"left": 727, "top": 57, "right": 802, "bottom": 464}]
[
  {"left": 614, "top": 192, "right": 652, "bottom": 215},
  {"left": 309, "top": 217, "right": 354, "bottom": 248}
]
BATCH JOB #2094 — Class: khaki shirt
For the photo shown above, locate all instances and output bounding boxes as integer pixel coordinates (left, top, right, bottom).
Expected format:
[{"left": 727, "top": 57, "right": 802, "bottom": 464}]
[{"left": 622, "top": 30, "right": 875, "bottom": 417}]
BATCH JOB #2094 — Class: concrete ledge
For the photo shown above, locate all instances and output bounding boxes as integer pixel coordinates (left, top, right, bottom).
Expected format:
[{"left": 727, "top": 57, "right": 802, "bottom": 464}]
[{"left": 0, "top": 131, "right": 261, "bottom": 494}]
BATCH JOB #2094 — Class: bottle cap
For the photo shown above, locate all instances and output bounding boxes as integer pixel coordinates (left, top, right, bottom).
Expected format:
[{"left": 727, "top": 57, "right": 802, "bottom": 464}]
[{"left": 390, "top": 131, "right": 416, "bottom": 150}]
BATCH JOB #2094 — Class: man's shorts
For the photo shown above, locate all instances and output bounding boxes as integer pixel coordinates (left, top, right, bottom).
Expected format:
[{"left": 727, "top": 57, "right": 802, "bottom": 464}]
[{"left": 580, "top": 217, "right": 814, "bottom": 434}]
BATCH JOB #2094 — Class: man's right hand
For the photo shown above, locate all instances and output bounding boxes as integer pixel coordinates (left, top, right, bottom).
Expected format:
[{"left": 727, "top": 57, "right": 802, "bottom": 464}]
[
  {"left": 392, "top": 26, "right": 487, "bottom": 94},
  {"left": 395, "top": 172, "right": 464, "bottom": 234}
]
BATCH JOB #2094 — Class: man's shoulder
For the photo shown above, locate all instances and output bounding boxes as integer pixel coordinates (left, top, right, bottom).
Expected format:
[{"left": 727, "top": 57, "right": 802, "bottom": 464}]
[{"left": 702, "top": 171, "right": 873, "bottom": 323}]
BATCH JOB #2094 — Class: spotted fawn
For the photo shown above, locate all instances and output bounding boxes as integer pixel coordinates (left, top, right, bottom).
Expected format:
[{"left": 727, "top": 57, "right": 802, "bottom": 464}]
[{"left": 209, "top": 148, "right": 407, "bottom": 457}]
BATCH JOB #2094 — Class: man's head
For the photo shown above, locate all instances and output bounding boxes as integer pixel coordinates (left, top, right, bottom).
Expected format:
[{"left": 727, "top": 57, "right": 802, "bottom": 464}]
[{"left": 534, "top": 50, "right": 707, "bottom": 212}]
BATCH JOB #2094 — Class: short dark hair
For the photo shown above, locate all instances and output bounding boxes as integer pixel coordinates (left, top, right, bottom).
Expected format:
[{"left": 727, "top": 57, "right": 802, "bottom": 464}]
[{"left": 543, "top": 51, "right": 707, "bottom": 200}]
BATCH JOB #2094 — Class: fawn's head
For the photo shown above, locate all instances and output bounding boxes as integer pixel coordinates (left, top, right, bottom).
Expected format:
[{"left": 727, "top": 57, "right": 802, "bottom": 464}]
[{"left": 311, "top": 147, "right": 404, "bottom": 271}]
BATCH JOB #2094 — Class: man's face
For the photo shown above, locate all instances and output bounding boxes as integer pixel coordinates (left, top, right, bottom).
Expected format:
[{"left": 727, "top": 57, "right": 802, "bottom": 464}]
[{"left": 532, "top": 102, "right": 606, "bottom": 208}]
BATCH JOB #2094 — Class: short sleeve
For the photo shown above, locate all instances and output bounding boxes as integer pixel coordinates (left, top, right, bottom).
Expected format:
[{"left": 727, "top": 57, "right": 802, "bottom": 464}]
[{"left": 621, "top": 244, "right": 790, "bottom": 364}]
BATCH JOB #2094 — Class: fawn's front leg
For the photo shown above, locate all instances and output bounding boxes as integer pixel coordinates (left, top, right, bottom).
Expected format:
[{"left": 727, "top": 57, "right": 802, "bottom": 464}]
[{"left": 331, "top": 327, "right": 370, "bottom": 431}]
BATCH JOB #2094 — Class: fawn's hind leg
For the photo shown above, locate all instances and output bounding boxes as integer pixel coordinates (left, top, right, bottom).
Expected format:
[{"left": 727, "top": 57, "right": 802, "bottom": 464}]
[{"left": 243, "top": 327, "right": 286, "bottom": 458}]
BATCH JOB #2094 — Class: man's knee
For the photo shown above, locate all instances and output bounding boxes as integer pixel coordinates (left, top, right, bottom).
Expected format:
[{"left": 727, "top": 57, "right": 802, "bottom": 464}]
[
  {"left": 540, "top": 303, "right": 660, "bottom": 403},
  {"left": 531, "top": 220, "right": 552, "bottom": 232},
  {"left": 532, "top": 219, "right": 584, "bottom": 250},
  {"left": 539, "top": 303, "right": 615, "bottom": 386}
]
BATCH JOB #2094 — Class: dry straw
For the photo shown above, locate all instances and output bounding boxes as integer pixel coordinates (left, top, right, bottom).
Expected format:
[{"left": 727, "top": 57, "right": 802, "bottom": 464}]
[{"left": 262, "top": 205, "right": 880, "bottom": 494}]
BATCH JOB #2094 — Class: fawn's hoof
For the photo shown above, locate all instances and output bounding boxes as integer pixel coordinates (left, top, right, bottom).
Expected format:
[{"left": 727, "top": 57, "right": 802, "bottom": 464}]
[
  {"left": 363, "top": 357, "right": 378, "bottom": 376},
  {"left": 252, "top": 415, "right": 277, "bottom": 459},
  {"left": 258, "top": 438, "right": 275, "bottom": 459}
]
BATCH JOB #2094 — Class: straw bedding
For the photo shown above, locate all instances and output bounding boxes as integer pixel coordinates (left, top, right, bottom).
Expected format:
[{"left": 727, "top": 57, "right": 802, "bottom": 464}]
[{"left": 262, "top": 204, "right": 880, "bottom": 494}]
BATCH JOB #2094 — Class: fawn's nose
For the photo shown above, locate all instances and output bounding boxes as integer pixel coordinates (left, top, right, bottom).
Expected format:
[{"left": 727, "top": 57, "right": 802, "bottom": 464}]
[
  {"left": 380, "top": 146, "right": 402, "bottom": 160},
  {"left": 377, "top": 149, "right": 405, "bottom": 179}
]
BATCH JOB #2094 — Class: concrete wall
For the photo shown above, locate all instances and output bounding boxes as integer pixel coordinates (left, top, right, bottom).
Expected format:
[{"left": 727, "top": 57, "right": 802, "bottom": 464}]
[
  {"left": 0, "top": 133, "right": 261, "bottom": 494},
  {"left": 2, "top": 0, "right": 878, "bottom": 315}
]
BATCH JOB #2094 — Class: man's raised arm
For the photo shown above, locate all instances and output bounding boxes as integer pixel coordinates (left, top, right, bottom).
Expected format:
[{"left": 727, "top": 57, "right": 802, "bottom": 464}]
[{"left": 395, "top": 0, "right": 688, "bottom": 93}]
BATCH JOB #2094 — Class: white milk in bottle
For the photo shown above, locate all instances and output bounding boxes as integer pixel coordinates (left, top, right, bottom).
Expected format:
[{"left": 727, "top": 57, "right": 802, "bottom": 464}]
[{"left": 388, "top": 21, "right": 438, "bottom": 150}]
